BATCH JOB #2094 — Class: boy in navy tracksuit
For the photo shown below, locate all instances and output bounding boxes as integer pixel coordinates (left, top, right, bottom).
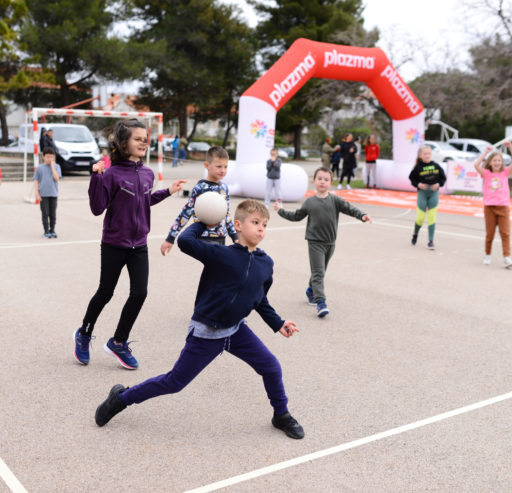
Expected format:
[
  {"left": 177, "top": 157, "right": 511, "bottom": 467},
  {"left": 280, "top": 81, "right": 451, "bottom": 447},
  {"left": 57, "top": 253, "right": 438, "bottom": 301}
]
[{"left": 95, "top": 199, "right": 304, "bottom": 439}]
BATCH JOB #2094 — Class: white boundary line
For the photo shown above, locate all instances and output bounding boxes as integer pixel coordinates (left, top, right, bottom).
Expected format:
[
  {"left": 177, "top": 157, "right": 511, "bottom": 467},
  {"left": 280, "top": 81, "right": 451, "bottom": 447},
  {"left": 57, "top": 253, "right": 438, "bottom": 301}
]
[
  {"left": 183, "top": 390, "right": 512, "bottom": 493},
  {"left": 0, "top": 457, "right": 28, "bottom": 493},
  {"left": 0, "top": 220, "right": 483, "bottom": 250}
]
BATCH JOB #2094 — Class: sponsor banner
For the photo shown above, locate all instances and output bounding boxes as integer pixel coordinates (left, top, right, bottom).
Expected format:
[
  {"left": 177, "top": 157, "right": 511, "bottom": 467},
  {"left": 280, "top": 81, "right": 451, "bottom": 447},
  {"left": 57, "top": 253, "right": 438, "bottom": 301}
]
[
  {"left": 392, "top": 113, "right": 425, "bottom": 166},
  {"left": 235, "top": 96, "right": 277, "bottom": 165},
  {"left": 446, "top": 160, "right": 483, "bottom": 192}
]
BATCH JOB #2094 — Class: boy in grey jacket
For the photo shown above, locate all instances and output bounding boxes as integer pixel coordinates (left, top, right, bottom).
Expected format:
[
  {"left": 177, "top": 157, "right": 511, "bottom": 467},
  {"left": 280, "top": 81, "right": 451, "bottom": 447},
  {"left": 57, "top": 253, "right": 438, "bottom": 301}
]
[
  {"left": 275, "top": 167, "right": 372, "bottom": 317},
  {"left": 265, "top": 148, "right": 282, "bottom": 206}
]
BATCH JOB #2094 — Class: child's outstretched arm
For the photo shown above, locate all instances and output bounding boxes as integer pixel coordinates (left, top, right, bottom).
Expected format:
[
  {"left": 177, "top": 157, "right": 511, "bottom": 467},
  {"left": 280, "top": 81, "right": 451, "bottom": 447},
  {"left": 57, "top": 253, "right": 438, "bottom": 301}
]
[
  {"left": 151, "top": 179, "right": 187, "bottom": 206},
  {"left": 274, "top": 201, "right": 308, "bottom": 221},
  {"left": 474, "top": 145, "right": 493, "bottom": 177},
  {"left": 336, "top": 196, "right": 371, "bottom": 222},
  {"left": 176, "top": 221, "right": 214, "bottom": 263},
  {"left": 161, "top": 185, "right": 199, "bottom": 255}
]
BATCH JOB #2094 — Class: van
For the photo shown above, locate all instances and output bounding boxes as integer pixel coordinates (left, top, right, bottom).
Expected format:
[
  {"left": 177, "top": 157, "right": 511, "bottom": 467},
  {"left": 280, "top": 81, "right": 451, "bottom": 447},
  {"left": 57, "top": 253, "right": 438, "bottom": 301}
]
[{"left": 20, "top": 123, "right": 101, "bottom": 172}]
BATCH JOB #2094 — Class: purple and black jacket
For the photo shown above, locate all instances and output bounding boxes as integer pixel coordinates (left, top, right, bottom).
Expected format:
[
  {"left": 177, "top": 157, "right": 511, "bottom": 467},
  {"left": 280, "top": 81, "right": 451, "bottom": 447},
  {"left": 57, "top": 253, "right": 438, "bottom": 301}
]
[{"left": 88, "top": 160, "right": 170, "bottom": 248}]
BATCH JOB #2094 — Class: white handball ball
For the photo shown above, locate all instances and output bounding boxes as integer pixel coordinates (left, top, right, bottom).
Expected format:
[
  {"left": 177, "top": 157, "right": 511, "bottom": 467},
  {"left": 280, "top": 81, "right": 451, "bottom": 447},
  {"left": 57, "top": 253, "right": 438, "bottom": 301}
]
[{"left": 194, "top": 191, "right": 228, "bottom": 225}]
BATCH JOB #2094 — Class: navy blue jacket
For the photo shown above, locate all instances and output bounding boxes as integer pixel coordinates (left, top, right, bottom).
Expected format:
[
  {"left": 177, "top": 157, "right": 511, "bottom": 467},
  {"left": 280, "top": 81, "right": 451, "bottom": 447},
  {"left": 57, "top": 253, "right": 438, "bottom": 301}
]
[{"left": 177, "top": 222, "right": 285, "bottom": 332}]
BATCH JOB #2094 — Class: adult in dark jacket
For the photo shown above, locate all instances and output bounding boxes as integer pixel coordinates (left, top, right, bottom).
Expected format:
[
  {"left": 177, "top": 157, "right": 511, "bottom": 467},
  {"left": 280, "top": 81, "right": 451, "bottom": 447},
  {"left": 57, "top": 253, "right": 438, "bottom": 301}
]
[
  {"left": 339, "top": 133, "right": 357, "bottom": 189},
  {"left": 73, "top": 119, "right": 185, "bottom": 369}
]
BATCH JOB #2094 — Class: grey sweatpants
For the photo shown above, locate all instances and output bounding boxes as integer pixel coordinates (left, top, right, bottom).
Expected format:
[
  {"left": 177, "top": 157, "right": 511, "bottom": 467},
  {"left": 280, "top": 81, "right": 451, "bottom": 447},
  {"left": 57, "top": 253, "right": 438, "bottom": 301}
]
[{"left": 308, "top": 241, "right": 335, "bottom": 302}]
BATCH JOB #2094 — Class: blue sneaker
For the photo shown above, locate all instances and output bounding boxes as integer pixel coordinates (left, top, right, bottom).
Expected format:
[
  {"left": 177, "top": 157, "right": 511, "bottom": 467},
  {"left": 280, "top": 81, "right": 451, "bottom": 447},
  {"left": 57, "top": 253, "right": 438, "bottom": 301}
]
[
  {"left": 305, "top": 286, "right": 315, "bottom": 305},
  {"left": 104, "top": 338, "right": 138, "bottom": 369},
  {"left": 73, "top": 328, "right": 93, "bottom": 365},
  {"left": 316, "top": 300, "right": 329, "bottom": 318}
]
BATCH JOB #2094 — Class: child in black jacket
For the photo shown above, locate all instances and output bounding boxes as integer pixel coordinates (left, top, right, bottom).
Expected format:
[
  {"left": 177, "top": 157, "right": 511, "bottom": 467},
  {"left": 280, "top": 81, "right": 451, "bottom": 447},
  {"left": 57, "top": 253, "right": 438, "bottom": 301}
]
[{"left": 95, "top": 200, "right": 304, "bottom": 439}]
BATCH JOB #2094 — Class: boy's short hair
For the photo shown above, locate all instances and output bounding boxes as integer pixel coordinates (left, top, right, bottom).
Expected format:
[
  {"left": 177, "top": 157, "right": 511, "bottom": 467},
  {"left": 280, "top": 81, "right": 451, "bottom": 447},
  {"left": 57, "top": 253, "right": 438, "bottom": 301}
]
[
  {"left": 206, "top": 146, "right": 229, "bottom": 163},
  {"left": 235, "top": 199, "right": 270, "bottom": 222},
  {"left": 271, "top": 148, "right": 278, "bottom": 152},
  {"left": 42, "top": 147, "right": 56, "bottom": 156},
  {"left": 313, "top": 167, "right": 333, "bottom": 180}
]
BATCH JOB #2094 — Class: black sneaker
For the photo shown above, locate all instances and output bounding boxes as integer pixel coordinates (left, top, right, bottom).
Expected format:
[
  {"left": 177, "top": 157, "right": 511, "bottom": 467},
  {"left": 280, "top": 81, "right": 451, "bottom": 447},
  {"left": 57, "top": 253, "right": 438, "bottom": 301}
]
[
  {"left": 427, "top": 241, "right": 435, "bottom": 250},
  {"left": 411, "top": 234, "right": 418, "bottom": 245},
  {"left": 49, "top": 230, "right": 57, "bottom": 238},
  {"left": 95, "top": 384, "right": 127, "bottom": 427},
  {"left": 272, "top": 411, "right": 305, "bottom": 439}
]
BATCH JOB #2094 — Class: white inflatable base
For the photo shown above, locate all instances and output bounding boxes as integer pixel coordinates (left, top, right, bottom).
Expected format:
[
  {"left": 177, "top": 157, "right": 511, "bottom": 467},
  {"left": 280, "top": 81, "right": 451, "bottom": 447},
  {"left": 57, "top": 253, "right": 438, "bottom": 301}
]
[
  {"left": 369, "top": 159, "right": 448, "bottom": 194},
  {"left": 223, "top": 160, "right": 308, "bottom": 202}
]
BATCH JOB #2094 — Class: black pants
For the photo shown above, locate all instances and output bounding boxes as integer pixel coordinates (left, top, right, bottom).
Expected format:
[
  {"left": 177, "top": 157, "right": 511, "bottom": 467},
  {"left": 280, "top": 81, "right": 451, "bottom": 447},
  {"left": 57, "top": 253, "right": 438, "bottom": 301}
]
[
  {"left": 331, "top": 162, "right": 340, "bottom": 180},
  {"left": 340, "top": 167, "right": 352, "bottom": 185},
  {"left": 40, "top": 196, "right": 57, "bottom": 233},
  {"left": 81, "top": 243, "right": 149, "bottom": 342}
]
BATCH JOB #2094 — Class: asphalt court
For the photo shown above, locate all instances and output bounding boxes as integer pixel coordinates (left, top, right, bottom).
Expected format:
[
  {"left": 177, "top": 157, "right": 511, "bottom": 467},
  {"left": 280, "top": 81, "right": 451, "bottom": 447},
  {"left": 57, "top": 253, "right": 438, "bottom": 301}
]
[{"left": 2, "top": 166, "right": 512, "bottom": 492}]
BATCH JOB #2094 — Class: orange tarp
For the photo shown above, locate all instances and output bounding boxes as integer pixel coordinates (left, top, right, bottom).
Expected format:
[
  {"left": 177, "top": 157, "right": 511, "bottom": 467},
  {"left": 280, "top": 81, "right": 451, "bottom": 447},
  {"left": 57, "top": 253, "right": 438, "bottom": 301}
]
[{"left": 305, "top": 189, "right": 489, "bottom": 217}]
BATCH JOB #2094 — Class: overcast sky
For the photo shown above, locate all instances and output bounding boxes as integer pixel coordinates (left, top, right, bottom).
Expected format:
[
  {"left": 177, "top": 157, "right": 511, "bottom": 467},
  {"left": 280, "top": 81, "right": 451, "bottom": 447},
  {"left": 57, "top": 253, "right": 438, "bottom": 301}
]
[{"left": 223, "top": 0, "right": 500, "bottom": 81}]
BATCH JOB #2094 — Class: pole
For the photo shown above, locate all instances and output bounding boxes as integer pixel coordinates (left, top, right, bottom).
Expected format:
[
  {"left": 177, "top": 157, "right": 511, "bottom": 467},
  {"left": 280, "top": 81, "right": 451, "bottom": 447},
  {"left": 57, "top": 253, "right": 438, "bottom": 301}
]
[
  {"left": 23, "top": 112, "right": 28, "bottom": 186},
  {"left": 157, "top": 114, "right": 163, "bottom": 188},
  {"left": 32, "top": 108, "right": 39, "bottom": 170}
]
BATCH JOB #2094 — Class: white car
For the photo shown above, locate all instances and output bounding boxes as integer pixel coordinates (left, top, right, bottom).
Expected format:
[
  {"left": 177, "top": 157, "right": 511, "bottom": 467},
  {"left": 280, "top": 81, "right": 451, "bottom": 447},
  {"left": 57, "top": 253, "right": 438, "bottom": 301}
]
[
  {"left": 187, "top": 141, "right": 210, "bottom": 152},
  {"left": 448, "top": 138, "right": 512, "bottom": 165},
  {"left": 20, "top": 123, "right": 101, "bottom": 172},
  {"left": 423, "top": 140, "right": 475, "bottom": 162}
]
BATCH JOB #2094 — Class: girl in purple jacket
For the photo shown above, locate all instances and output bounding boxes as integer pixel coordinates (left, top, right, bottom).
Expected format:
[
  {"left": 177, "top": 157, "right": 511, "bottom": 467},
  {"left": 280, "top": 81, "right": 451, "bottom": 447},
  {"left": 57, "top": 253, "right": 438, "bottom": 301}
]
[{"left": 73, "top": 119, "right": 185, "bottom": 369}]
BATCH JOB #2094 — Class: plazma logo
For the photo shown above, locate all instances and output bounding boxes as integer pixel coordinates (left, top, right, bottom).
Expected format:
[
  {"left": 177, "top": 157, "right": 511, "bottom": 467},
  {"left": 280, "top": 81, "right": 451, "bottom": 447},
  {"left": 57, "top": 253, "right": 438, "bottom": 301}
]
[
  {"left": 453, "top": 164, "right": 465, "bottom": 179},
  {"left": 250, "top": 120, "right": 268, "bottom": 139},
  {"left": 405, "top": 128, "right": 421, "bottom": 143}
]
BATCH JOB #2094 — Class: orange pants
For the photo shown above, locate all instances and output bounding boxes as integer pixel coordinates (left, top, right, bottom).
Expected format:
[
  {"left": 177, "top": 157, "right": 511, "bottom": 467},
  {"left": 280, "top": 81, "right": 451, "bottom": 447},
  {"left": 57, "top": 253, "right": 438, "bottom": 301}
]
[{"left": 484, "top": 205, "right": 510, "bottom": 256}]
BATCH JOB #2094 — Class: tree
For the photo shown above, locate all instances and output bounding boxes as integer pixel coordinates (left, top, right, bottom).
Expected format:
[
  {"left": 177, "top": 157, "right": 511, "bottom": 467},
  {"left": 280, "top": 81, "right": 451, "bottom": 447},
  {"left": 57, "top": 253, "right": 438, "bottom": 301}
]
[
  {"left": 131, "top": 0, "right": 256, "bottom": 142},
  {"left": 19, "top": 0, "right": 148, "bottom": 106},
  {"left": 0, "top": 0, "right": 29, "bottom": 144},
  {"left": 249, "top": 0, "right": 366, "bottom": 158}
]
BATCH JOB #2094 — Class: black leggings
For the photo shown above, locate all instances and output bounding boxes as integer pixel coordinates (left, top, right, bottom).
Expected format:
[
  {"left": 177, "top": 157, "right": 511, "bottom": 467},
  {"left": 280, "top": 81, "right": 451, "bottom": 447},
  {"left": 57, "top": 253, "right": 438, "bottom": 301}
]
[{"left": 81, "top": 243, "right": 149, "bottom": 342}]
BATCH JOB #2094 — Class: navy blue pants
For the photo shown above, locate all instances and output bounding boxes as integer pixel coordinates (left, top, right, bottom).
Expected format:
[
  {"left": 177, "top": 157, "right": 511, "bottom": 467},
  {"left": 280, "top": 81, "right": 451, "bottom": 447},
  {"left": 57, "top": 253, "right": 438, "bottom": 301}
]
[{"left": 119, "top": 322, "right": 289, "bottom": 414}]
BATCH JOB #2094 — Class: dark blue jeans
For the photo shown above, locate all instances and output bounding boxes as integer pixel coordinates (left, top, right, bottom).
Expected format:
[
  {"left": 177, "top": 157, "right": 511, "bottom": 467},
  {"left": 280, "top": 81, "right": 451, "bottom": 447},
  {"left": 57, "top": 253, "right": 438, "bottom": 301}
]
[{"left": 120, "top": 322, "right": 289, "bottom": 414}]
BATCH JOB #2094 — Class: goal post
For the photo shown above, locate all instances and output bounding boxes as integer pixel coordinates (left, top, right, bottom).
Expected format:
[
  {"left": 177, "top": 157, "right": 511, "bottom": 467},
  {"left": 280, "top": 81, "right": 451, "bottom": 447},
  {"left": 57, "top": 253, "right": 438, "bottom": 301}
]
[{"left": 23, "top": 107, "right": 164, "bottom": 201}]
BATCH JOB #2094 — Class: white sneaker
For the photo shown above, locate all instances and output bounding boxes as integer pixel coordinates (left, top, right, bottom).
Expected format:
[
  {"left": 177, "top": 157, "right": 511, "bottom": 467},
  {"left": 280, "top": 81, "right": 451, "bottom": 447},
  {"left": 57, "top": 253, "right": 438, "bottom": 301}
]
[
  {"left": 483, "top": 255, "right": 491, "bottom": 265},
  {"left": 337, "top": 184, "right": 342, "bottom": 190},
  {"left": 346, "top": 184, "right": 352, "bottom": 190},
  {"left": 504, "top": 257, "right": 512, "bottom": 269}
]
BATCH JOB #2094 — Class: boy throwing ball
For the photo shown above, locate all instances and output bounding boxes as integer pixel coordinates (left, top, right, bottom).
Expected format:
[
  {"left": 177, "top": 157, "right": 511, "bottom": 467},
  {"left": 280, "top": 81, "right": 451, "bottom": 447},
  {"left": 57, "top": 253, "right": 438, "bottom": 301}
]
[{"left": 96, "top": 200, "right": 304, "bottom": 439}]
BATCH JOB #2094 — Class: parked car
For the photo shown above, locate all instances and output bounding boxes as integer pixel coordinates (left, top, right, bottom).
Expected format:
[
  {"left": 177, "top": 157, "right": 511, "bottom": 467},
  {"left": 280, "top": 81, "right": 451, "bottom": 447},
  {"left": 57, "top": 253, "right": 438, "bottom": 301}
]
[
  {"left": 20, "top": 123, "right": 101, "bottom": 172},
  {"left": 276, "top": 148, "right": 288, "bottom": 159},
  {"left": 281, "top": 146, "right": 309, "bottom": 159},
  {"left": 187, "top": 141, "right": 210, "bottom": 152},
  {"left": 423, "top": 140, "right": 475, "bottom": 162},
  {"left": 447, "top": 138, "right": 512, "bottom": 165},
  {"left": 162, "top": 137, "right": 176, "bottom": 152}
]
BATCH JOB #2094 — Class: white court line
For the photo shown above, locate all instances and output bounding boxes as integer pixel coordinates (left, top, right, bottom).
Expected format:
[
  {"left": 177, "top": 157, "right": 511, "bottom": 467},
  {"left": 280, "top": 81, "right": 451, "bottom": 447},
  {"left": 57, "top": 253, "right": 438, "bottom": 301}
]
[
  {"left": 184, "top": 390, "right": 512, "bottom": 493},
  {"left": 0, "top": 220, "right": 482, "bottom": 250},
  {"left": 0, "top": 228, "right": 305, "bottom": 250},
  {"left": 0, "top": 457, "right": 28, "bottom": 493}
]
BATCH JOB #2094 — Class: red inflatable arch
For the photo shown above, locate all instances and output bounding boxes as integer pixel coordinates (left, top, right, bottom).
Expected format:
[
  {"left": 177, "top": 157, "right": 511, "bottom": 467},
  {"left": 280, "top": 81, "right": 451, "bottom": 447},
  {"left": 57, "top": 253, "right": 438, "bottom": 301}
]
[{"left": 230, "top": 38, "right": 425, "bottom": 199}]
